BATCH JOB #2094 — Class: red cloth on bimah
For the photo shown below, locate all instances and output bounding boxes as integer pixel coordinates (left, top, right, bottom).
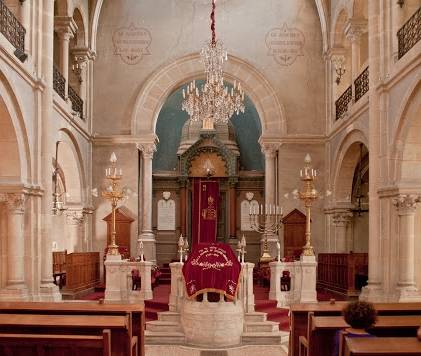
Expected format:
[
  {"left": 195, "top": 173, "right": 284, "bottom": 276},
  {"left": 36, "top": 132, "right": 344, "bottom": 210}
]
[{"left": 182, "top": 243, "right": 241, "bottom": 300}]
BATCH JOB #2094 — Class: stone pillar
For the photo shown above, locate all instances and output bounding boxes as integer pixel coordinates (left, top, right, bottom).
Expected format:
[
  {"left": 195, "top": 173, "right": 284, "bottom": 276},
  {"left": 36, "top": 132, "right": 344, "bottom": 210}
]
[
  {"left": 261, "top": 142, "right": 279, "bottom": 258},
  {"left": 54, "top": 17, "right": 76, "bottom": 99},
  {"left": 239, "top": 262, "right": 255, "bottom": 313},
  {"left": 345, "top": 20, "right": 366, "bottom": 82},
  {"left": 65, "top": 210, "right": 85, "bottom": 253},
  {"left": 392, "top": 2, "right": 404, "bottom": 60},
  {"left": 332, "top": 210, "right": 354, "bottom": 252},
  {"left": 169, "top": 262, "right": 184, "bottom": 312},
  {"left": 299, "top": 255, "right": 317, "bottom": 303},
  {"left": 0, "top": 193, "right": 28, "bottom": 300},
  {"left": 19, "top": 0, "right": 30, "bottom": 52},
  {"left": 104, "top": 259, "right": 125, "bottom": 301},
  {"left": 139, "top": 261, "right": 153, "bottom": 300},
  {"left": 269, "top": 261, "right": 294, "bottom": 307},
  {"left": 137, "top": 143, "right": 157, "bottom": 263},
  {"left": 229, "top": 178, "right": 237, "bottom": 239},
  {"left": 392, "top": 195, "right": 421, "bottom": 302},
  {"left": 360, "top": 0, "right": 384, "bottom": 301},
  {"left": 179, "top": 178, "right": 187, "bottom": 237},
  {"left": 39, "top": 0, "right": 61, "bottom": 301}
]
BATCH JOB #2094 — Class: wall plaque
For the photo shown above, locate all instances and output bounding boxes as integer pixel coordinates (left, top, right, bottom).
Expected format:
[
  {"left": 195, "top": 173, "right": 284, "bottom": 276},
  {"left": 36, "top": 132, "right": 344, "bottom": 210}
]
[
  {"left": 265, "top": 23, "right": 305, "bottom": 66},
  {"left": 112, "top": 23, "right": 152, "bottom": 65},
  {"left": 157, "top": 194, "right": 176, "bottom": 231},
  {"left": 240, "top": 199, "right": 259, "bottom": 231}
]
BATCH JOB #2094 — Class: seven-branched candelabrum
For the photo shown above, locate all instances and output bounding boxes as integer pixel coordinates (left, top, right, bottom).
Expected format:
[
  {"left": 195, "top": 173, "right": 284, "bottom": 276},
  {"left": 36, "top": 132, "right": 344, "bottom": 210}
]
[
  {"left": 249, "top": 204, "right": 283, "bottom": 262},
  {"left": 298, "top": 154, "right": 319, "bottom": 256},
  {"left": 102, "top": 152, "right": 124, "bottom": 256}
]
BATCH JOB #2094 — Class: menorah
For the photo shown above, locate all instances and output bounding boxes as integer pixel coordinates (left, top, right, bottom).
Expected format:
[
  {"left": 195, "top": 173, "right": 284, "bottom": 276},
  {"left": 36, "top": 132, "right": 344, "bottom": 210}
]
[{"left": 249, "top": 204, "right": 283, "bottom": 262}]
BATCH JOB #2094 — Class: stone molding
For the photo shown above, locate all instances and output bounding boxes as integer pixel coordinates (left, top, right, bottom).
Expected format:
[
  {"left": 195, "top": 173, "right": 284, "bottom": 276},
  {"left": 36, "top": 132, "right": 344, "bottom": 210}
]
[
  {"left": 54, "top": 16, "right": 77, "bottom": 38},
  {"left": 332, "top": 210, "right": 354, "bottom": 226},
  {"left": 137, "top": 143, "right": 157, "bottom": 159},
  {"left": 392, "top": 194, "right": 420, "bottom": 215},
  {"left": 344, "top": 19, "right": 368, "bottom": 42},
  {"left": 65, "top": 210, "right": 85, "bottom": 225},
  {"left": 261, "top": 143, "right": 279, "bottom": 158},
  {"left": 0, "top": 193, "right": 26, "bottom": 213}
]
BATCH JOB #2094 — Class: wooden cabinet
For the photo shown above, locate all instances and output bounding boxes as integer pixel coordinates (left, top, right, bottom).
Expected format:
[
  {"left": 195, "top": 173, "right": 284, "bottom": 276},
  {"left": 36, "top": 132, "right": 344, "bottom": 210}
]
[
  {"left": 282, "top": 209, "right": 306, "bottom": 258},
  {"left": 103, "top": 207, "right": 134, "bottom": 256}
]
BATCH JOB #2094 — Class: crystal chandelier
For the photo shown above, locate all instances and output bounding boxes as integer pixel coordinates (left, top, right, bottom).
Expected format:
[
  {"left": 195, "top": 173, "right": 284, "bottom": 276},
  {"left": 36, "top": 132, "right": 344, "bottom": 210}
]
[{"left": 182, "top": 0, "right": 245, "bottom": 127}]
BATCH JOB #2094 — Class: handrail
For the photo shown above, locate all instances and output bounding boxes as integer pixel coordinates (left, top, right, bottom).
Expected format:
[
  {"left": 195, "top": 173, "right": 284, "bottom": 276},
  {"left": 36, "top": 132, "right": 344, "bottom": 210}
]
[
  {"left": 0, "top": 0, "right": 26, "bottom": 61},
  {"left": 68, "top": 84, "right": 84, "bottom": 119},
  {"left": 53, "top": 65, "right": 66, "bottom": 100},
  {"left": 397, "top": 6, "right": 421, "bottom": 59},
  {"left": 354, "top": 67, "right": 369, "bottom": 103},
  {"left": 335, "top": 85, "right": 352, "bottom": 121}
]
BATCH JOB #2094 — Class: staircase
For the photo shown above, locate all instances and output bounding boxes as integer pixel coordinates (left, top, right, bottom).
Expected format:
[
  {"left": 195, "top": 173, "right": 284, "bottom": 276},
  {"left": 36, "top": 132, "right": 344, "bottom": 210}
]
[{"left": 158, "top": 264, "right": 171, "bottom": 285}]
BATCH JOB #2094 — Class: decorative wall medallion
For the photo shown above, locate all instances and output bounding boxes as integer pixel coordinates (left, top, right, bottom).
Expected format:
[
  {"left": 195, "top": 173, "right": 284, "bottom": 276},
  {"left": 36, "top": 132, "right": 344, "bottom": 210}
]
[
  {"left": 266, "top": 23, "right": 305, "bottom": 66},
  {"left": 245, "top": 192, "right": 254, "bottom": 201},
  {"left": 112, "top": 23, "right": 152, "bottom": 65}
]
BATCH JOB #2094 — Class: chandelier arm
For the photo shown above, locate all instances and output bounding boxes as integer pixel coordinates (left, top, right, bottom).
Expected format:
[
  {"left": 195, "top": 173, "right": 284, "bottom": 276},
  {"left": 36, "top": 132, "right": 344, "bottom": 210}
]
[{"left": 211, "top": 0, "right": 216, "bottom": 45}]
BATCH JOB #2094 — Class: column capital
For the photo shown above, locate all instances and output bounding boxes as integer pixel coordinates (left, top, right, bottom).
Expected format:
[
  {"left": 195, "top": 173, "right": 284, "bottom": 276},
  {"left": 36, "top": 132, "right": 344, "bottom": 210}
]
[
  {"left": 65, "top": 210, "right": 85, "bottom": 225},
  {"left": 71, "top": 47, "right": 96, "bottom": 62},
  {"left": 332, "top": 211, "right": 354, "bottom": 226},
  {"left": 261, "top": 143, "right": 279, "bottom": 158},
  {"left": 137, "top": 143, "right": 157, "bottom": 159},
  {"left": 54, "top": 16, "right": 77, "bottom": 39},
  {"left": 393, "top": 194, "right": 420, "bottom": 215},
  {"left": 344, "top": 19, "right": 367, "bottom": 42},
  {"left": 326, "top": 47, "right": 347, "bottom": 61},
  {"left": 1, "top": 193, "right": 26, "bottom": 213}
]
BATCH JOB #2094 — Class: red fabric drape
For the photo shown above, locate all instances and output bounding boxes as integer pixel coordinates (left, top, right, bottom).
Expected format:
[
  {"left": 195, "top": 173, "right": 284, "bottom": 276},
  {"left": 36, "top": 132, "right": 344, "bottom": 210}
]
[{"left": 192, "top": 178, "right": 219, "bottom": 246}]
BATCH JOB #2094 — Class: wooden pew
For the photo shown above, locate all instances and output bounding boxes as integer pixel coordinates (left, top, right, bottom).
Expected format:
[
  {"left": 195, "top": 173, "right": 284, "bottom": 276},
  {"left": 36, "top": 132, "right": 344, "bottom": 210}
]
[
  {"left": 343, "top": 337, "right": 421, "bottom": 355},
  {"left": 0, "top": 301, "right": 144, "bottom": 356},
  {"left": 302, "top": 314, "right": 421, "bottom": 356},
  {"left": 290, "top": 302, "right": 421, "bottom": 356},
  {"left": 0, "top": 329, "right": 111, "bottom": 356}
]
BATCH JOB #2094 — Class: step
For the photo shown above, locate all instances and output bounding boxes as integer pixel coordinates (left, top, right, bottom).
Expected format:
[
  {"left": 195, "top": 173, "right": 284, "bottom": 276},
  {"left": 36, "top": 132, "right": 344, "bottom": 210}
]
[
  {"left": 144, "top": 330, "right": 185, "bottom": 345},
  {"left": 244, "top": 321, "right": 279, "bottom": 333},
  {"left": 146, "top": 320, "right": 182, "bottom": 332},
  {"left": 158, "top": 311, "right": 181, "bottom": 323},
  {"left": 241, "top": 331, "right": 284, "bottom": 345},
  {"left": 244, "top": 312, "right": 267, "bottom": 323}
]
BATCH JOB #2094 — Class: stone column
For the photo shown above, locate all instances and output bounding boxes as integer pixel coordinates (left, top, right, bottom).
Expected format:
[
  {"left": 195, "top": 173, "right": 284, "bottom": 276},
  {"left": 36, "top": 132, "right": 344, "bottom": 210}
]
[
  {"left": 65, "top": 210, "right": 85, "bottom": 252},
  {"left": 179, "top": 178, "right": 187, "bottom": 237},
  {"left": 360, "top": 0, "right": 384, "bottom": 301},
  {"left": 54, "top": 17, "right": 76, "bottom": 99},
  {"left": 239, "top": 262, "right": 255, "bottom": 313},
  {"left": 392, "top": 2, "right": 404, "bottom": 61},
  {"left": 299, "top": 256, "right": 317, "bottom": 303},
  {"left": 261, "top": 143, "right": 279, "bottom": 258},
  {"left": 332, "top": 210, "right": 354, "bottom": 252},
  {"left": 269, "top": 261, "right": 293, "bottom": 307},
  {"left": 40, "top": 0, "right": 61, "bottom": 301},
  {"left": 137, "top": 143, "right": 157, "bottom": 263},
  {"left": 392, "top": 195, "right": 421, "bottom": 302},
  {"left": 169, "top": 262, "right": 184, "bottom": 312},
  {"left": 345, "top": 20, "right": 366, "bottom": 83},
  {"left": 0, "top": 193, "right": 28, "bottom": 300},
  {"left": 229, "top": 178, "right": 238, "bottom": 239},
  {"left": 19, "top": 0, "right": 30, "bottom": 53}
]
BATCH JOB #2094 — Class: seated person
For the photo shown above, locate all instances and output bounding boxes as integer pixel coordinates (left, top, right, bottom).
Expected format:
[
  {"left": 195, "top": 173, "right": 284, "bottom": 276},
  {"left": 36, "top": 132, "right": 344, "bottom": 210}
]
[
  {"left": 332, "top": 301, "right": 377, "bottom": 356},
  {"left": 280, "top": 270, "right": 291, "bottom": 291}
]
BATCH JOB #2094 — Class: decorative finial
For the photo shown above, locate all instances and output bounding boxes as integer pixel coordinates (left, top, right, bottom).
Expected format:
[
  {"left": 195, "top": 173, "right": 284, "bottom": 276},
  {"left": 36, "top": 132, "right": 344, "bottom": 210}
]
[
  {"left": 304, "top": 153, "right": 311, "bottom": 164},
  {"left": 110, "top": 152, "right": 117, "bottom": 163}
]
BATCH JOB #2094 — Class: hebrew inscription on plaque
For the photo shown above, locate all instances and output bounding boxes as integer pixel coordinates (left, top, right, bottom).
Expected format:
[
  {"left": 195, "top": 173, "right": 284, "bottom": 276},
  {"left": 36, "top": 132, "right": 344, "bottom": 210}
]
[{"left": 157, "top": 193, "right": 175, "bottom": 231}]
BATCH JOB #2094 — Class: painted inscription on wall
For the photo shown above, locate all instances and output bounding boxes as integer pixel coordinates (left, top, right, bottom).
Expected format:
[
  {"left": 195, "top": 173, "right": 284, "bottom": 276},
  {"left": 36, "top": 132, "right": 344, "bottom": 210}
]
[
  {"left": 266, "top": 23, "right": 305, "bottom": 66},
  {"left": 112, "top": 23, "right": 152, "bottom": 65}
]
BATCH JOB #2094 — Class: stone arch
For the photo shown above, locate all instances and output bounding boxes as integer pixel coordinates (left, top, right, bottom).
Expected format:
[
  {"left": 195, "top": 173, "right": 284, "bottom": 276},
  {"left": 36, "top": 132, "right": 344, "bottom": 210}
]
[
  {"left": 72, "top": 6, "right": 88, "bottom": 47},
  {"left": 352, "top": 0, "right": 368, "bottom": 19},
  {"left": 314, "top": 0, "right": 329, "bottom": 53},
  {"left": 0, "top": 69, "right": 31, "bottom": 183},
  {"left": 333, "top": 129, "right": 368, "bottom": 203},
  {"left": 131, "top": 53, "right": 286, "bottom": 138},
  {"left": 90, "top": 0, "right": 103, "bottom": 53},
  {"left": 390, "top": 79, "right": 421, "bottom": 185},
  {"left": 57, "top": 129, "right": 87, "bottom": 204},
  {"left": 332, "top": 8, "right": 349, "bottom": 48}
]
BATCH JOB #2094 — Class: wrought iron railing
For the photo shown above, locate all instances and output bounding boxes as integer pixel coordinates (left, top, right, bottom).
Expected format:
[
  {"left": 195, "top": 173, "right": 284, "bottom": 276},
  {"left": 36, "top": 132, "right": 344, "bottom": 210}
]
[
  {"left": 0, "top": 0, "right": 26, "bottom": 61},
  {"left": 53, "top": 65, "right": 66, "bottom": 100},
  {"left": 68, "top": 85, "right": 84, "bottom": 119},
  {"left": 335, "top": 85, "right": 352, "bottom": 121},
  {"left": 354, "top": 67, "right": 369, "bottom": 103},
  {"left": 397, "top": 6, "right": 421, "bottom": 59}
]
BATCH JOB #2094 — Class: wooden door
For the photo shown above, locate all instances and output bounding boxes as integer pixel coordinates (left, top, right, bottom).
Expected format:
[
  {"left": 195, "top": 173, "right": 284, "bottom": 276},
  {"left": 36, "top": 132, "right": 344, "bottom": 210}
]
[{"left": 283, "top": 209, "right": 306, "bottom": 258}]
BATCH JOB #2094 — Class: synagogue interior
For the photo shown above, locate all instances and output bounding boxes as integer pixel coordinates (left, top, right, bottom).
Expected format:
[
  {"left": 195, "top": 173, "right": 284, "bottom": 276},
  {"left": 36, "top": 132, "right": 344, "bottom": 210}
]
[{"left": 0, "top": 0, "right": 420, "bottom": 355}]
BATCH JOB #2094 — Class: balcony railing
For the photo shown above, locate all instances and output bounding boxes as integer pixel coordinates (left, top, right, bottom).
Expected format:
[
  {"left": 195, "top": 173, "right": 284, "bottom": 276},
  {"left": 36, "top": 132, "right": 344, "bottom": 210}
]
[
  {"left": 0, "top": 0, "right": 26, "bottom": 62},
  {"left": 53, "top": 65, "right": 66, "bottom": 100},
  {"left": 397, "top": 6, "right": 421, "bottom": 59},
  {"left": 354, "top": 67, "right": 369, "bottom": 103},
  {"left": 68, "top": 85, "right": 84, "bottom": 119},
  {"left": 335, "top": 85, "right": 352, "bottom": 121}
]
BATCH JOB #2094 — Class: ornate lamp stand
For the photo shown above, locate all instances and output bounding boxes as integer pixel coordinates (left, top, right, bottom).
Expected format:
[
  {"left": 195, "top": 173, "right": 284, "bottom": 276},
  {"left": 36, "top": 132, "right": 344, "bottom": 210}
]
[
  {"left": 102, "top": 152, "right": 124, "bottom": 258},
  {"left": 249, "top": 204, "right": 283, "bottom": 262},
  {"left": 298, "top": 154, "right": 319, "bottom": 256}
]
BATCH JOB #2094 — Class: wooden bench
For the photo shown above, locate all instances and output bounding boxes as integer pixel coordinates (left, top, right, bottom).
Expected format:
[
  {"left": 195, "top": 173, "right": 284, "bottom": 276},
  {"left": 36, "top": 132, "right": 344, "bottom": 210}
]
[
  {"left": 0, "top": 301, "right": 144, "bottom": 356},
  {"left": 290, "top": 302, "right": 421, "bottom": 356},
  {"left": 342, "top": 337, "right": 421, "bottom": 355},
  {"left": 299, "top": 313, "right": 421, "bottom": 356},
  {"left": 0, "top": 329, "right": 111, "bottom": 356}
]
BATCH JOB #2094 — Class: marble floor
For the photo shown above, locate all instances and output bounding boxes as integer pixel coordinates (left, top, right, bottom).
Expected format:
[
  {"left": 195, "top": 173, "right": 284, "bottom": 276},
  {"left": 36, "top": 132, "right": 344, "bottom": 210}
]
[{"left": 145, "top": 344, "right": 288, "bottom": 356}]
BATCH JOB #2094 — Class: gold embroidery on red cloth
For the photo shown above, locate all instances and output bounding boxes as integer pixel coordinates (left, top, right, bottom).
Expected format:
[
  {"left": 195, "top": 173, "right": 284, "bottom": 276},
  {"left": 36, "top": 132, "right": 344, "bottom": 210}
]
[{"left": 201, "top": 195, "right": 217, "bottom": 220}]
